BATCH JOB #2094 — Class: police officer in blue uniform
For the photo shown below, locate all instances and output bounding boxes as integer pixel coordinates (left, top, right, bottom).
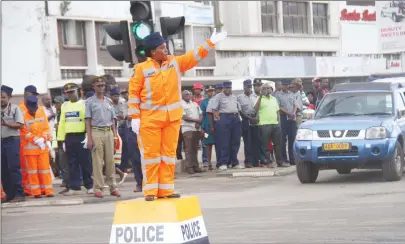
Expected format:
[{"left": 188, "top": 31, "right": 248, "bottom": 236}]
[{"left": 211, "top": 81, "right": 244, "bottom": 171}]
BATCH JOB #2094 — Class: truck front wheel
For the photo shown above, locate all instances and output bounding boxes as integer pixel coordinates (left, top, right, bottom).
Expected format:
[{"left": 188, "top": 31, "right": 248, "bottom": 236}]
[
  {"left": 297, "top": 161, "right": 319, "bottom": 183},
  {"left": 382, "top": 141, "right": 404, "bottom": 181}
]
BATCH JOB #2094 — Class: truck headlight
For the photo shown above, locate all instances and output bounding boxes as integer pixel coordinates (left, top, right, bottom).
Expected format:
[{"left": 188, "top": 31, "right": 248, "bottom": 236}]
[
  {"left": 365, "top": 126, "right": 387, "bottom": 139},
  {"left": 296, "top": 129, "right": 313, "bottom": 141}
]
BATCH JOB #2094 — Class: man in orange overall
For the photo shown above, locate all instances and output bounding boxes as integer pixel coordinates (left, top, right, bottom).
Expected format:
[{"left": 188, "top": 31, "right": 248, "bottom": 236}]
[
  {"left": 20, "top": 96, "right": 54, "bottom": 198},
  {"left": 19, "top": 85, "right": 40, "bottom": 196},
  {"left": 128, "top": 29, "right": 227, "bottom": 201}
]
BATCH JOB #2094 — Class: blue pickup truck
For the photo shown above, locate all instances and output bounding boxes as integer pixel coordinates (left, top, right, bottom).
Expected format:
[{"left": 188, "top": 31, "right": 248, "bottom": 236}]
[{"left": 294, "top": 78, "right": 405, "bottom": 183}]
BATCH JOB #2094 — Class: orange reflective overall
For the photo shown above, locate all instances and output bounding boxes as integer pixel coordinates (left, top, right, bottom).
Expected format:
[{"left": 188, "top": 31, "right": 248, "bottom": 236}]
[
  {"left": 128, "top": 40, "right": 215, "bottom": 197},
  {"left": 20, "top": 106, "right": 54, "bottom": 196}
]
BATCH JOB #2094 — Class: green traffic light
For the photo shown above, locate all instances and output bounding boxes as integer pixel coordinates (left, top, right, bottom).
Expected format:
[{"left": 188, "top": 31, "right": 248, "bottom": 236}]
[{"left": 132, "top": 22, "right": 152, "bottom": 40}]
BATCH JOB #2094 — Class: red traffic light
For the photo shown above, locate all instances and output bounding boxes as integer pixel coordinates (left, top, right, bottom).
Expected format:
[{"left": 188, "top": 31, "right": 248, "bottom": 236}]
[{"left": 130, "top": 1, "right": 151, "bottom": 21}]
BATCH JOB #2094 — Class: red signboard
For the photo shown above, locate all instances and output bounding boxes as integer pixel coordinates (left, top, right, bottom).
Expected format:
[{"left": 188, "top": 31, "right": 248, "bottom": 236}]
[{"left": 340, "top": 8, "right": 376, "bottom": 21}]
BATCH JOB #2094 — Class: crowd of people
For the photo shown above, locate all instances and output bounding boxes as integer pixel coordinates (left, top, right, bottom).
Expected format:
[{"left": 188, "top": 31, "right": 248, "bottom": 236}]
[
  {"left": 177, "top": 77, "right": 329, "bottom": 174},
  {"left": 0, "top": 75, "right": 329, "bottom": 203},
  {"left": 0, "top": 76, "right": 144, "bottom": 203}
]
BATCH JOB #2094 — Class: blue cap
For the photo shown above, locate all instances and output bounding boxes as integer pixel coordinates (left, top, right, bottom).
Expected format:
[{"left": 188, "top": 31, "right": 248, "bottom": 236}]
[
  {"left": 26, "top": 96, "right": 38, "bottom": 111},
  {"left": 1, "top": 85, "right": 13, "bottom": 96},
  {"left": 86, "top": 91, "right": 95, "bottom": 98},
  {"left": 110, "top": 88, "right": 120, "bottom": 96},
  {"left": 144, "top": 32, "right": 166, "bottom": 50},
  {"left": 215, "top": 83, "right": 224, "bottom": 89},
  {"left": 281, "top": 80, "right": 291, "bottom": 85},
  {"left": 243, "top": 79, "right": 252, "bottom": 87},
  {"left": 223, "top": 81, "right": 232, "bottom": 88},
  {"left": 24, "top": 85, "right": 39, "bottom": 95}
]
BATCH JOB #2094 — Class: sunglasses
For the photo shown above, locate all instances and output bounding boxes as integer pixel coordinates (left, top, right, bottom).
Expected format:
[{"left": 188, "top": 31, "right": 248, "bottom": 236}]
[{"left": 95, "top": 84, "right": 105, "bottom": 88}]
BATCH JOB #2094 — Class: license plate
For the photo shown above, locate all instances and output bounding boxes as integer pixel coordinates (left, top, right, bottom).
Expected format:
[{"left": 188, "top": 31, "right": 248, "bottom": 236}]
[{"left": 322, "top": 143, "right": 350, "bottom": 151}]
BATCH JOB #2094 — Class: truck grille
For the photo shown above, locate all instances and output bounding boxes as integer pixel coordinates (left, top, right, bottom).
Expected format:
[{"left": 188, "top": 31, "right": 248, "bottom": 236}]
[
  {"left": 317, "top": 130, "right": 330, "bottom": 138},
  {"left": 346, "top": 130, "right": 360, "bottom": 137},
  {"left": 317, "top": 146, "right": 359, "bottom": 157},
  {"left": 316, "top": 130, "right": 361, "bottom": 138}
]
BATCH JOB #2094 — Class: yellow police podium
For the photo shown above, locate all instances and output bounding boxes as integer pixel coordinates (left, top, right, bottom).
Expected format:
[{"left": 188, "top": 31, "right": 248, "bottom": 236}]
[{"left": 109, "top": 196, "right": 210, "bottom": 244}]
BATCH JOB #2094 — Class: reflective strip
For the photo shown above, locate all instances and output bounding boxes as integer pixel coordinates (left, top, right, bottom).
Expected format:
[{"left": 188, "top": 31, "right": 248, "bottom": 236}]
[
  {"left": 28, "top": 185, "right": 40, "bottom": 189},
  {"left": 193, "top": 49, "right": 201, "bottom": 62},
  {"left": 24, "top": 142, "right": 39, "bottom": 150},
  {"left": 143, "top": 157, "right": 161, "bottom": 165},
  {"left": 128, "top": 98, "right": 140, "bottom": 104},
  {"left": 39, "top": 169, "right": 50, "bottom": 174},
  {"left": 140, "top": 101, "right": 182, "bottom": 111},
  {"left": 143, "top": 68, "right": 156, "bottom": 105},
  {"left": 35, "top": 118, "right": 44, "bottom": 122},
  {"left": 128, "top": 108, "right": 140, "bottom": 115},
  {"left": 65, "top": 118, "right": 82, "bottom": 122},
  {"left": 143, "top": 183, "right": 158, "bottom": 191},
  {"left": 161, "top": 155, "right": 176, "bottom": 164},
  {"left": 203, "top": 42, "right": 213, "bottom": 52},
  {"left": 28, "top": 170, "right": 38, "bottom": 174},
  {"left": 137, "top": 134, "right": 147, "bottom": 193},
  {"left": 40, "top": 184, "right": 52, "bottom": 189},
  {"left": 159, "top": 184, "right": 174, "bottom": 190}
]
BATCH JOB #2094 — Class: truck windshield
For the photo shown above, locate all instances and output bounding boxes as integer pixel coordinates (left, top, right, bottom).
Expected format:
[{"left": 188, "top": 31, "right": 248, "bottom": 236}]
[{"left": 315, "top": 92, "right": 393, "bottom": 118}]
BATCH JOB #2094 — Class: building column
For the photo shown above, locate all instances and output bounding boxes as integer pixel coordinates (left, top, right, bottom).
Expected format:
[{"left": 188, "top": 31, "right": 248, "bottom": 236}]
[
  {"left": 45, "top": 17, "right": 61, "bottom": 82},
  {"left": 277, "top": 1, "right": 283, "bottom": 34},
  {"left": 308, "top": 2, "right": 314, "bottom": 35},
  {"left": 85, "top": 21, "right": 101, "bottom": 75}
]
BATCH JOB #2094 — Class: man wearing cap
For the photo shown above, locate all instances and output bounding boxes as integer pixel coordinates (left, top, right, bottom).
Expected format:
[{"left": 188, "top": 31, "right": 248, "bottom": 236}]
[
  {"left": 110, "top": 88, "right": 129, "bottom": 185},
  {"left": 57, "top": 83, "right": 93, "bottom": 196},
  {"left": 251, "top": 80, "right": 268, "bottom": 166},
  {"left": 200, "top": 85, "right": 216, "bottom": 170},
  {"left": 291, "top": 79, "right": 304, "bottom": 127},
  {"left": 192, "top": 83, "right": 208, "bottom": 166},
  {"left": 254, "top": 83, "right": 285, "bottom": 168},
  {"left": 19, "top": 85, "right": 40, "bottom": 195},
  {"left": 237, "top": 79, "right": 259, "bottom": 168},
  {"left": 211, "top": 81, "right": 244, "bottom": 171},
  {"left": 1, "top": 85, "right": 25, "bottom": 202},
  {"left": 20, "top": 95, "right": 54, "bottom": 198},
  {"left": 278, "top": 80, "right": 298, "bottom": 166},
  {"left": 128, "top": 28, "right": 227, "bottom": 201},
  {"left": 205, "top": 82, "right": 224, "bottom": 165},
  {"left": 85, "top": 76, "right": 120, "bottom": 198},
  {"left": 53, "top": 96, "right": 70, "bottom": 192}
]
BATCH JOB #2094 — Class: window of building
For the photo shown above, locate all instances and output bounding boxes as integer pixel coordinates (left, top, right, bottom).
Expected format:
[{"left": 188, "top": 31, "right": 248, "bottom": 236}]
[
  {"left": 61, "top": 20, "right": 85, "bottom": 47},
  {"left": 61, "top": 69, "right": 87, "bottom": 80},
  {"left": 283, "top": 1, "right": 309, "bottom": 34},
  {"left": 261, "top": 1, "right": 278, "bottom": 33},
  {"left": 313, "top": 3, "right": 328, "bottom": 35},
  {"left": 99, "top": 24, "right": 121, "bottom": 48},
  {"left": 314, "top": 52, "right": 334, "bottom": 57},
  {"left": 284, "top": 51, "right": 313, "bottom": 56}
]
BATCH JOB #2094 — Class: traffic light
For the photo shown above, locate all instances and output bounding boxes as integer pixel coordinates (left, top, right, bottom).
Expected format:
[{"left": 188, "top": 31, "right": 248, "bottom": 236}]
[
  {"left": 130, "top": 1, "right": 154, "bottom": 60},
  {"left": 160, "top": 17, "right": 185, "bottom": 54},
  {"left": 103, "top": 21, "right": 133, "bottom": 63}
]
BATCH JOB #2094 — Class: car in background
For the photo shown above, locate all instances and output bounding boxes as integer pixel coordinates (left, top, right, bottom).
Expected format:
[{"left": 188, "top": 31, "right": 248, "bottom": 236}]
[
  {"left": 294, "top": 78, "right": 405, "bottom": 183},
  {"left": 380, "top": 1, "right": 405, "bottom": 22}
]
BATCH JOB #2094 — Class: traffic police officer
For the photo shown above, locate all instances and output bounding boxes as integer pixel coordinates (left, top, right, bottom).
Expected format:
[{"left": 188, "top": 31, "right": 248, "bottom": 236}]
[
  {"left": 237, "top": 79, "right": 259, "bottom": 168},
  {"left": 278, "top": 80, "right": 297, "bottom": 166},
  {"left": 57, "top": 83, "right": 93, "bottom": 195},
  {"left": 211, "top": 81, "right": 244, "bottom": 171}
]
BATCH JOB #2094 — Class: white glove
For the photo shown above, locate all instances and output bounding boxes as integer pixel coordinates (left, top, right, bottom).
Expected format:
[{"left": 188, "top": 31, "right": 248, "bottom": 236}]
[
  {"left": 46, "top": 141, "right": 52, "bottom": 150},
  {"left": 81, "top": 137, "right": 88, "bottom": 149},
  {"left": 37, "top": 142, "right": 46, "bottom": 150},
  {"left": 131, "top": 119, "right": 140, "bottom": 135},
  {"left": 63, "top": 143, "right": 66, "bottom": 152},
  {"left": 34, "top": 137, "right": 45, "bottom": 145},
  {"left": 210, "top": 28, "right": 227, "bottom": 45}
]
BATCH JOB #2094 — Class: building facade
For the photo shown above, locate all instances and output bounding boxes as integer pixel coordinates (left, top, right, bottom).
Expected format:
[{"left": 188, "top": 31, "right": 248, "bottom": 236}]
[{"left": 2, "top": 0, "right": 404, "bottom": 100}]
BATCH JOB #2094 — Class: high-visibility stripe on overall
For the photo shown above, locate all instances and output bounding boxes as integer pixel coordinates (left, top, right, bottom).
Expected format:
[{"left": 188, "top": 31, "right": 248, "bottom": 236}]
[
  {"left": 18, "top": 103, "right": 29, "bottom": 195},
  {"left": 1, "top": 185, "right": 5, "bottom": 199},
  {"left": 128, "top": 40, "right": 215, "bottom": 197},
  {"left": 20, "top": 107, "right": 54, "bottom": 196}
]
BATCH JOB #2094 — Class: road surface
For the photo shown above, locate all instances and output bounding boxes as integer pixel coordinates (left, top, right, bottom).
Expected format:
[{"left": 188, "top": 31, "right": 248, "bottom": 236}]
[{"left": 2, "top": 170, "right": 405, "bottom": 243}]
